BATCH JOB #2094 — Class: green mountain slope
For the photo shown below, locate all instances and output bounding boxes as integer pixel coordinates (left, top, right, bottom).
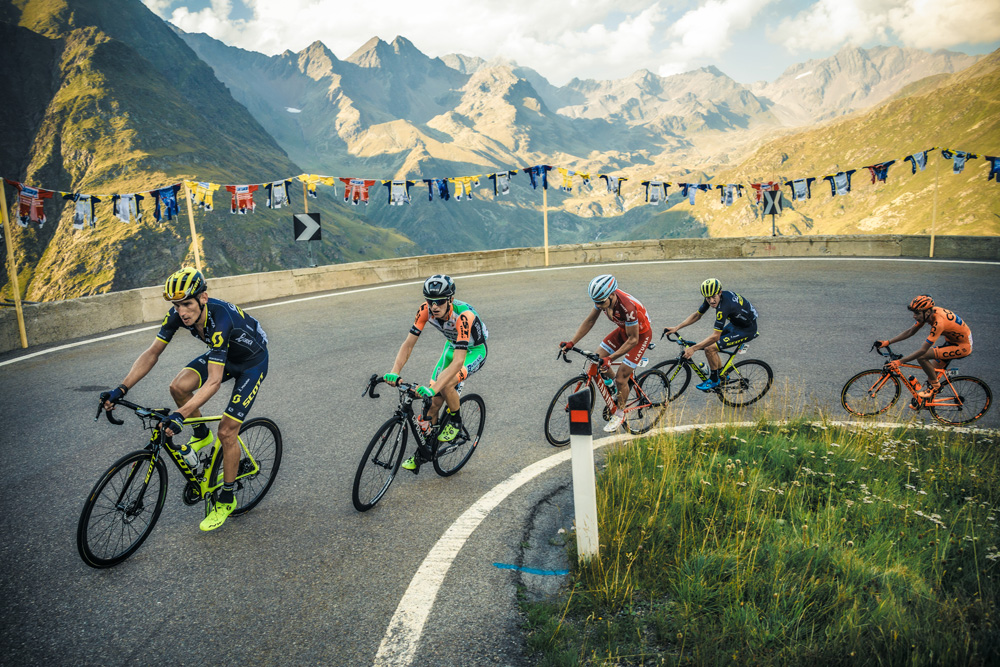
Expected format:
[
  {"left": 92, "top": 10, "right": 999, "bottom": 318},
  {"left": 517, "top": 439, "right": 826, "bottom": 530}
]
[
  {"left": 0, "top": 0, "right": 418, "bottom": 301},
  {"left": 686, "top": 49, "right": 1000, "bottom": 238}
]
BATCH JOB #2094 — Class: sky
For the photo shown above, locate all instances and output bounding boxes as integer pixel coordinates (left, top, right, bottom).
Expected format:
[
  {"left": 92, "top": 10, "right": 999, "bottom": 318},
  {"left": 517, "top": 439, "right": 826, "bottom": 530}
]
[{"left": 143, "top": 0, "right": 1000, "bottom": 86}]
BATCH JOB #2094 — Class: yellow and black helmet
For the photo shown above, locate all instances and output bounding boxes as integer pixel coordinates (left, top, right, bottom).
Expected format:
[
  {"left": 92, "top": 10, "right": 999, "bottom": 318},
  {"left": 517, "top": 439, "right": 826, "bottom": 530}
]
[
  {"left": 700, "top": 278, "right": 722, "bottom": 298},
  {"left": 908, "top": 295, "right": 934, "bottom": 312},
  {"left": 163, "top": 267, "right": 206, "bottom": 302}
]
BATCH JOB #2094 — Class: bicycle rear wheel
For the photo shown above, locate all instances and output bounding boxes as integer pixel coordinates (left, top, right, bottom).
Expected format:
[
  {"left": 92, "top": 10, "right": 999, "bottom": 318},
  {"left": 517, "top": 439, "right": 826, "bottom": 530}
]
[
  {"left": 77, "top": 450, "right": 169, "bottom": 568},
  {"left": 651, "top": 359, "right": 692, "bottom": 401},
  {"left": 229, "top": 418, "right": 283, "bottom": 516},
  {"left": 433, "top": 393, "right": 485, "bottom": 476},
  {"left": 353, "top": 418, "right": 408, "bottom": 511},
  {"left": 717, "top": 360, "right": 773, "bottom": 407},
  {"left": 841, "top": 369, "right": 900, "bottom": 416},
  {"left": 544, "top": 375, "right": 595, "bottom": 446},
  {"left": 625, "top": 369, "right": 669, "bottom": 435},
  {"left": 930, "top": 377, "right": 992, "bottom": 425}
]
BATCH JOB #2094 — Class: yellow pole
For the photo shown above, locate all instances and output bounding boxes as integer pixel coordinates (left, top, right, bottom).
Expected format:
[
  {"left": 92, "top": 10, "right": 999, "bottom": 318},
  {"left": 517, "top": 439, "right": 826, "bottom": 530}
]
[
  {"left": 182, "top": 182, "right": 203, "bottom": 271},
  {"left": 542, "top": 186, "right": 549, "bottom": 267},
  {"left": 930, "top": 155, "right": 939, "bottom": 258},
  {"left": 0, "top": 182, "right": 28, "bottom": 348},
  {"left": 303, "top": 182, "right": 309, "bottom": 215}
]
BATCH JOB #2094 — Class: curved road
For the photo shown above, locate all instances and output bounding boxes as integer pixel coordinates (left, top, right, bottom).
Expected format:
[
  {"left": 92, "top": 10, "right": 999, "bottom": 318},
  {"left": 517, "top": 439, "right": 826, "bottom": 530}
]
[{"left": 1, "top": 258, "right": 997, "bottom": 666}]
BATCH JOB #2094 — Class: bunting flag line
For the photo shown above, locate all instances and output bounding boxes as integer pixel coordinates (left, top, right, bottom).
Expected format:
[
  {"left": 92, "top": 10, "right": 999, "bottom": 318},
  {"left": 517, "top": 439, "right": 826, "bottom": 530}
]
[
  {"left": 383, "top": 180, "right": 416, "bottom": 205},
  {"left": 784, "top": 177, "right": 816, "bottom": 201},
  {"left": 641, "top": 180, "right": 669, "bottom": 205}
]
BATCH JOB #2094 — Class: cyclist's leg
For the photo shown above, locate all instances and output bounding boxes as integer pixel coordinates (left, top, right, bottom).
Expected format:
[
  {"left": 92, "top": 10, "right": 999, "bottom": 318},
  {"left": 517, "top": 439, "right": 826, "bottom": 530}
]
[
  {"left": 429, "top": 345, "right": 456, "bottom": 423},
  {"left": 600, "top": 329, "right": 627, "bottom": 408},
  {"left": 435, "top": 345, "right": 486, "bottom": 442},
  {"left": 170, "top": 354, "right": 214, "bottom": 445},
  {"left": 919, "top": 343, "right": 971, "bottom": 397},
  {"left": 700, "top": 324, "right": 754, "bottom": 390},
  {"left": 615, "top": 331, "right": 652, "bottom": 409}
]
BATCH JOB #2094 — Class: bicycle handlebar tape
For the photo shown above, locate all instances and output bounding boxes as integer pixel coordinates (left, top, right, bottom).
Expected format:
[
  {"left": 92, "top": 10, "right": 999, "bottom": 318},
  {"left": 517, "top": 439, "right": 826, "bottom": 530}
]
[{"left": 568, "top": 387, "right": 599, "bottom": 562}]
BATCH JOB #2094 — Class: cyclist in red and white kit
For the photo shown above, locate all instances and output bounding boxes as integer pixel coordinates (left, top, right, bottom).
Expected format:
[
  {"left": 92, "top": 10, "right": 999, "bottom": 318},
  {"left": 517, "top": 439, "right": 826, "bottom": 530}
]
[{"left": 560, "top": 274, "right": 653, "bottom": 432}]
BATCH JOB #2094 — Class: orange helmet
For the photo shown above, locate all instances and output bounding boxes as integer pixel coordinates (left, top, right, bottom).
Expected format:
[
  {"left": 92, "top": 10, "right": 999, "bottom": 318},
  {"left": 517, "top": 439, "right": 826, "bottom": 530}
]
[{"left": 908, "top": 295, "right": 934, "bottom": 312}]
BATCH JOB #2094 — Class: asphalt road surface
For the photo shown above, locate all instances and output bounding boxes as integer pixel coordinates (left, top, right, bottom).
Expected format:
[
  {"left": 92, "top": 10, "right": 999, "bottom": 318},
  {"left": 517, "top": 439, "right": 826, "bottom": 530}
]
[{"left": 1, "top": 258, "right": 997, "bottom": 666}]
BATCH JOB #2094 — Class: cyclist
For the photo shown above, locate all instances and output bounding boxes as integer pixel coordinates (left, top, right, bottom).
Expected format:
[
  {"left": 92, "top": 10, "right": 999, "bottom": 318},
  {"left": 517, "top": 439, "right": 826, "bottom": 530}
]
[
  {"left": 383, "top": 274, "right": 488, "bottom": 471},
  {"left": 99, "top": 267, "right": 269, "bottom": 531},
  {"left": 662, "top": 278, "right": 758, "bottom": 391},
  {"left": 876, "top": 295, "right": 972, "bottom": 399},
  {"left": 559, "top": 274, "right": 652, "bottom": 433}
]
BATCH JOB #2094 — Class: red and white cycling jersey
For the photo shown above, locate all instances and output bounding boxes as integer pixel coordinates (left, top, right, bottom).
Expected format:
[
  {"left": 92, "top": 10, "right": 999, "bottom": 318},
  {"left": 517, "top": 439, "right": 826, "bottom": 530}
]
[{"left": 594, "top": 289, "right": 651, "bottom": 334}]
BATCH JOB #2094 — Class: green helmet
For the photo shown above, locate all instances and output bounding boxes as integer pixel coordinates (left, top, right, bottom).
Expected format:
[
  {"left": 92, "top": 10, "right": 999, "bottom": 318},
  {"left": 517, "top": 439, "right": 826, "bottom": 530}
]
[
  {"left": 700, "top": 278, "right": 722, "bottom": 298},
  {"left": 163, "top": 267, "right": 206, "bottom": 302}
]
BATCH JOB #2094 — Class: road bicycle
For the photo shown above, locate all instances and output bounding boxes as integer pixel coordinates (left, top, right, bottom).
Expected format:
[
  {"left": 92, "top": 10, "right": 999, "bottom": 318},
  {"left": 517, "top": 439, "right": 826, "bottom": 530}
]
[
  {"left": 353, "top": 374, "right": 485, "bottom": 511},
  {"left": 651, "top": 333, "right": 773, "bottom": 407},
  {"left": 77, "top": 398, "right": 282, "bottom": 568},
  {"left": 543, "top": 345, "right": 670, "bottom": 446},
  {"left": 840, "top": 343, "right": 992, "bottom": 425}
]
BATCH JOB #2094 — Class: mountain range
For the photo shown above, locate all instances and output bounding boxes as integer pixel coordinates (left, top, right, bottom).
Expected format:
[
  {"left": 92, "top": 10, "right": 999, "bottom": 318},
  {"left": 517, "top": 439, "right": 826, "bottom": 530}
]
[{"left": 1, "top": 0, "right": 995, "bottom": 302}]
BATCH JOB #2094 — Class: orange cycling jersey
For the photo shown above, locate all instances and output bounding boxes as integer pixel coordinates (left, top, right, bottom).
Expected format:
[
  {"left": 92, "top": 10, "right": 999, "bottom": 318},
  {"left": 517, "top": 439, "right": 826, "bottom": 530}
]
[
  {"left": 409, "top": 300, "right": 488, "bottom": 350},
  {"left": 921, "top": 307, "right": 971, "bottom": 347},
  {"left": 596, "top": 289, "right": 651, "bottom": 335}
]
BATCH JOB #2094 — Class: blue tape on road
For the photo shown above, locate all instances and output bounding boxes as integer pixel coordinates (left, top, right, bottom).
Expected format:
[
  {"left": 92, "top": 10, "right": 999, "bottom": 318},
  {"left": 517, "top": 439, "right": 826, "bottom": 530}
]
[{"left": 493, "top": 562, "right": 569, "bottom": 576}]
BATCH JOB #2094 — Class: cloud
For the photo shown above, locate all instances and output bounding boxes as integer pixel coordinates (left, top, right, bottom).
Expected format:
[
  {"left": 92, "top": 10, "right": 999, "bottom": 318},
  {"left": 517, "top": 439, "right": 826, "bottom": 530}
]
[{"left": 774, "top": 0, "right": 1000, "bottom": 53}]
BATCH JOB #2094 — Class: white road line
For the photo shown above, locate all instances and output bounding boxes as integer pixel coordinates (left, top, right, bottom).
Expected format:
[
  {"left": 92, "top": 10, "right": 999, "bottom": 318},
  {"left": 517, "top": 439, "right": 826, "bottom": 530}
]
[
  {"left": 2, "top": 256, "right": 993, "bottom": 368},
  {"left": 373, "top": 417, "right": 994, "bottom": 666}
]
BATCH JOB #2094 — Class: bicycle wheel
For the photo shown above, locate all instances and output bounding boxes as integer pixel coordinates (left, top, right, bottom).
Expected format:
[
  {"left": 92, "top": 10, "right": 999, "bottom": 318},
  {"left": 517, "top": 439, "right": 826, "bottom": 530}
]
[
  {"left": 841, "top": 369, "right": 900, "bottom": 416},
  {"left": 544, "top": 375, "right": 595, "bottom": 447},
  {"left": 353, "top": 418, "right": 408, "bottom": 511},
  {"left": 229, "top": 418, "right": 283, "bottom": 516},
  {"left": 433, "top": 393, "right": 485, "bottom": 476},
  {"left": 77, "top": 450, "right": 169, "bottom": 568},
  {"left": 651, "top": 359, "right": 692, "bottom": 401},
  {"left": 930, "top": 377, "right": 993, "bottom": 425},
  {"left": 625, "top": 369, "right": 669, "bottom": 435},
  {"left": 717, "top": 360, "right": 773, "bottom": 407}
]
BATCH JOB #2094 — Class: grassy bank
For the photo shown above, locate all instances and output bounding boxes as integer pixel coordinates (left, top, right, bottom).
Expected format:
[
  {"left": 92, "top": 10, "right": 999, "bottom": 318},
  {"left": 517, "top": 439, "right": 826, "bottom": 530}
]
[{"left": 522, "top": 420, "right": 999, "bottom": 666}]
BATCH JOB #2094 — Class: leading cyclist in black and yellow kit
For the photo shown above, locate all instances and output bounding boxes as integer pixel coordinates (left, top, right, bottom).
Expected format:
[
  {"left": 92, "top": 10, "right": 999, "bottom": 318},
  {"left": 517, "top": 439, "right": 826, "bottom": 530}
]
[{"left": 100, "top": 267, "right": 270, "bottom": 531}]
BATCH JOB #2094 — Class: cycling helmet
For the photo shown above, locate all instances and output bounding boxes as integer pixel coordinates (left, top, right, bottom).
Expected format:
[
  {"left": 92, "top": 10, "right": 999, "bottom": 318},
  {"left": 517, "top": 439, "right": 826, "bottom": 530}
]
[
  {"left": 163, "top": 267, "right": 206, "bottom": 302},
  {"left": 588, "top": 274, "right": 618, "bottom": 302},
  {"left": 908, "top": 295, "right": 934, "bottom": 312},
  {"left": 701, "top": 278, "right": 722, "bottom": 298},
  {"left": 423, "top": 274, "right": 456, "bottom": 300}
]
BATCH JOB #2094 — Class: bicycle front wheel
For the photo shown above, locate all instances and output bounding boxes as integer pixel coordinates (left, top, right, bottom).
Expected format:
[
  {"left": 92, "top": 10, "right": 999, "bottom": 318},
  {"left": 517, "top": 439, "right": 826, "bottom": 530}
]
[
  {"left": 230, "top": 418, "right": 283, "bottom": 516},
  {"left": 651, "top": 359, "right": 692, "bottom": 401},
  {"left": 717, "top": 360, "right": 773, "bottom": 407},
  {"left": 77, "top": 450, "right": 169, "bottom": 568},
  {"left": 625, "top": 369, "right": 669, "bottom": 435},
  {"left": 433, "top": 393, "right": 485, "bottom": 476},
  {"left": 544, "top": 375, "right": 595, "bottom": 446},
  {"left": 841, "top": 369, "right": 900, "bottom": 416},
  {"left": 353, "top": 418, "right": 408, "bottom": 511},
  {"left": 930, "top": 377, "right": 992, "bottom": 425}
]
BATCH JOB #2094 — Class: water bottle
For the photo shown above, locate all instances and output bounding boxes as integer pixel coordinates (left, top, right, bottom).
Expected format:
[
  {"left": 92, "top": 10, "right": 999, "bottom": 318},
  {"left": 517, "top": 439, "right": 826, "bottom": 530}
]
[
  {"left": 416, "top": 414, "right": 431, "bottom": 435},
  {"left": 696, "top": 361, "right": 706, "bottom": 371},
  {"left": 175, "top": 441, "right": 199, "bottom": 469},
  {"left": 603, "top": 376, "right": 617, "bottom": 396}
]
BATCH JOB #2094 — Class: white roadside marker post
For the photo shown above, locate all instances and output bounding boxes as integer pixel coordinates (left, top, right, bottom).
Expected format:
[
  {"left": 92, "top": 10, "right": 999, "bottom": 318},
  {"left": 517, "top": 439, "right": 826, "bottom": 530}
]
[{"left": 568, "top": 387, "right": 599, "bottom": 561}]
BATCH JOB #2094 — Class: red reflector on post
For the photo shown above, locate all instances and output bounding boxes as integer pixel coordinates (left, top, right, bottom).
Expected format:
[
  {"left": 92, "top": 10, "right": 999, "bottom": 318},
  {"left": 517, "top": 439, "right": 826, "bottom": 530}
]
[{"left": 570, "top": 409, "right": 589, "bottom": 422}]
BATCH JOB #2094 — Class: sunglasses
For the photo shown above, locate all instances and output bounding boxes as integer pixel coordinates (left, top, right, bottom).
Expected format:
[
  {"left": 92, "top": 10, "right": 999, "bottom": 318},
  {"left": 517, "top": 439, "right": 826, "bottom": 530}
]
[{"left": 426, "top": 298, "right": 450, "bottom": 307}]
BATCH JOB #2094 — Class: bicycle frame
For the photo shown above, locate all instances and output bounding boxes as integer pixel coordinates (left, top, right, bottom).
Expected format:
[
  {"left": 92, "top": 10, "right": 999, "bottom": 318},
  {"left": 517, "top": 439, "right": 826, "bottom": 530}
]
[
  {"left": 363, "top": 376, "right": 449, "bottom": 463},
  {"left": 872, "top": 345, "right": 965, "bottom": 409},
  {"left": 558, "top": 345, "right": 658, "bottom": 415}
]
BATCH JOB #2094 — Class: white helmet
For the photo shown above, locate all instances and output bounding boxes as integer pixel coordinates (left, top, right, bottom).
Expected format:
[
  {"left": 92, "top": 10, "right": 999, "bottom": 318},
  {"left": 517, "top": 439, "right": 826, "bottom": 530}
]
[{"left": 588, "top": 274, "right": 618, "bottom": 302}]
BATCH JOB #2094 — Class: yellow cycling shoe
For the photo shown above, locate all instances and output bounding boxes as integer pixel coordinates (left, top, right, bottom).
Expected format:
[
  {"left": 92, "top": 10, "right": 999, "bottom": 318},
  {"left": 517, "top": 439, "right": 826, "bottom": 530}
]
[
  {"left": 200, "top": 498, "right": 237, "bottom": 531},
  {"left": 188, "top": 431, "right": 214, "bottom": 452}
]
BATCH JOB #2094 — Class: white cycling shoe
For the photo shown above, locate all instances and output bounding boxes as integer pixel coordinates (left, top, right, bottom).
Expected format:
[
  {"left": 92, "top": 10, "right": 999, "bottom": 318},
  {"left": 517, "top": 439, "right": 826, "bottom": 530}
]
[{"left": 603, "top": 411, "right": 625, "bottom": 432}]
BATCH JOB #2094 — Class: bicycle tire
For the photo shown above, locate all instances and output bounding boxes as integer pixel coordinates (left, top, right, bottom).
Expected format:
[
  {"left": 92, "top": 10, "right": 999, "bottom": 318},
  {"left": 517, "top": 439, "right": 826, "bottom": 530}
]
[
  {"left": 433, "top": 393, "right": 485, "bottom": 476},
  {"left": 625, "top": 369, "right": 670, "bottom": 435},
  {"left": 544, "top": 375, "right": 595, "bottom": 447},
  {"left": 841, "top": 369, "right": 900, "bottom": 416},
  {"left": 229, "top": 418, "right": 283, "bottom": 516},
  {"left": 353, "top": 417, "right": 408, "bottom": 511},
  {"left": 77, "top": 450, "right": 169, "bottom": 568},
  {"left": 651, "top": 359, "right": 692, "bottom": 401},
  {"left": 930, "top": 376, "right": 993, "bottom": 425},
  {"left": 717, "top": 359, "right": 773, "bottom": 407}
]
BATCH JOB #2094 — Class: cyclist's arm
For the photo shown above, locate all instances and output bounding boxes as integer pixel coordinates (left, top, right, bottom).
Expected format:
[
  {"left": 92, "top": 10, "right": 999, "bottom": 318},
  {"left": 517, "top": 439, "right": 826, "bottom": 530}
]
[
  {"left": 120, "top": 339, "right": 167, "bottom": 391},
  {"left": 882, "top": 321, "right": 922, "bottom": 346},
  {"left": 897, "top": 340, "right": 933, "bottom": 365},
  {"left": 685, "top": 329, "right": 722, "bottom": 357},
  {"left": 665, "top": 311, "right": 701, "bottom": 335},
  {"left": 567, "top": 307, "right": 601, "bottom": 346},
  {"left": 606, "top": 323, "right": 640, "bottom": 362},
  {"left": 389, "top": 333, "right": 420, "bottom": 376},
  {"left": 431, "top": 348, "right": 467, "bottom": 393}
]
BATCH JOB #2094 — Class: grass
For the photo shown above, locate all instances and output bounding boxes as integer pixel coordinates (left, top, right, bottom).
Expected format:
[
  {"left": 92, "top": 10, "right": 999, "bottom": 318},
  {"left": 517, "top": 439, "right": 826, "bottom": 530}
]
[{"left": 522, "top": 418, "right": 1000, "bottom": 666}]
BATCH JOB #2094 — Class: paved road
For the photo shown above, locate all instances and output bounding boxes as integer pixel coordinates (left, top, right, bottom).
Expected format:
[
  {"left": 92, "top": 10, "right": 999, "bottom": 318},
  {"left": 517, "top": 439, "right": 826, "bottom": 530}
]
[{"left": 1, "top": 258, "right": 997, "bottom": 666}]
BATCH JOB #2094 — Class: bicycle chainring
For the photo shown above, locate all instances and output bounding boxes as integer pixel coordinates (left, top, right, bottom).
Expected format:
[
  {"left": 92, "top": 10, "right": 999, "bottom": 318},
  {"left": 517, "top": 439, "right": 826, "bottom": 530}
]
[{"left": 182, "top": 481, "right": 201, "bottom": 505}]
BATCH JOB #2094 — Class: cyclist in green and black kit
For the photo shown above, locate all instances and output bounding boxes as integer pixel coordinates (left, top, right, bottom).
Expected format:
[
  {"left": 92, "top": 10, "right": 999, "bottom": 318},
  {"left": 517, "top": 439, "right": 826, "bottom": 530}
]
[{"left": 383, "top": 275, "right": 488, "bottom": 471}]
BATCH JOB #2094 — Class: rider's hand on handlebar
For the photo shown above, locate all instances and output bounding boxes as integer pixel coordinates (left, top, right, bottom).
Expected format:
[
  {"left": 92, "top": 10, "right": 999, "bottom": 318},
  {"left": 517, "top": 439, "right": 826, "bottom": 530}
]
[
  {"left": 885, "top": 359, "right": 900, "bottom": 372},
  {"left": 559, "top": 341, "right": 574, "bottom": 351},
  {"left": 416, "top": 385, "right": 436, "bottom": 398},
  {"left": 383, "top": 372, "right": 400, "bottom": 386},
  {"left": 662, "top": 326, "right": 677, "bottom": 339},
  {"left": 162, "top": 412, "right": 184, "bottom": 437},
  {"left": 874, "top": 340, "right": 887, "bottom": 349},
  {"left": 99, "top": 384, "right": 128, "bottom": 410}
]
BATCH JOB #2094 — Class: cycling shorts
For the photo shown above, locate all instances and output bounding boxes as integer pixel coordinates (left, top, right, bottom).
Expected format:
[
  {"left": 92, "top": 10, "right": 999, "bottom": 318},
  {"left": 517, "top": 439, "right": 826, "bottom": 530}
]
[
  {"left": 185, "top": 352, "right": 268, "bottom": 423},
  {"left": 600, "top": 328, "right": 652, "bottom": 370},
  {"left": 431, "top": 343, "right": 487, "bottom": 385},
  {"left": 715, "top": 322, "right": 759, "bottom": 350},
  {"left": 933, "top": 342, "right": 971, "bottom": 361}
]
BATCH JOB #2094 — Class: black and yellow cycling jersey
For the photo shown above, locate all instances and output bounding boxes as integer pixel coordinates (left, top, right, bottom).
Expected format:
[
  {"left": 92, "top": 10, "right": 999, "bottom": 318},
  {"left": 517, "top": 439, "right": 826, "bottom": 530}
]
[{"left": 157, "top": 297, "right": 268, "bottom": 371}]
